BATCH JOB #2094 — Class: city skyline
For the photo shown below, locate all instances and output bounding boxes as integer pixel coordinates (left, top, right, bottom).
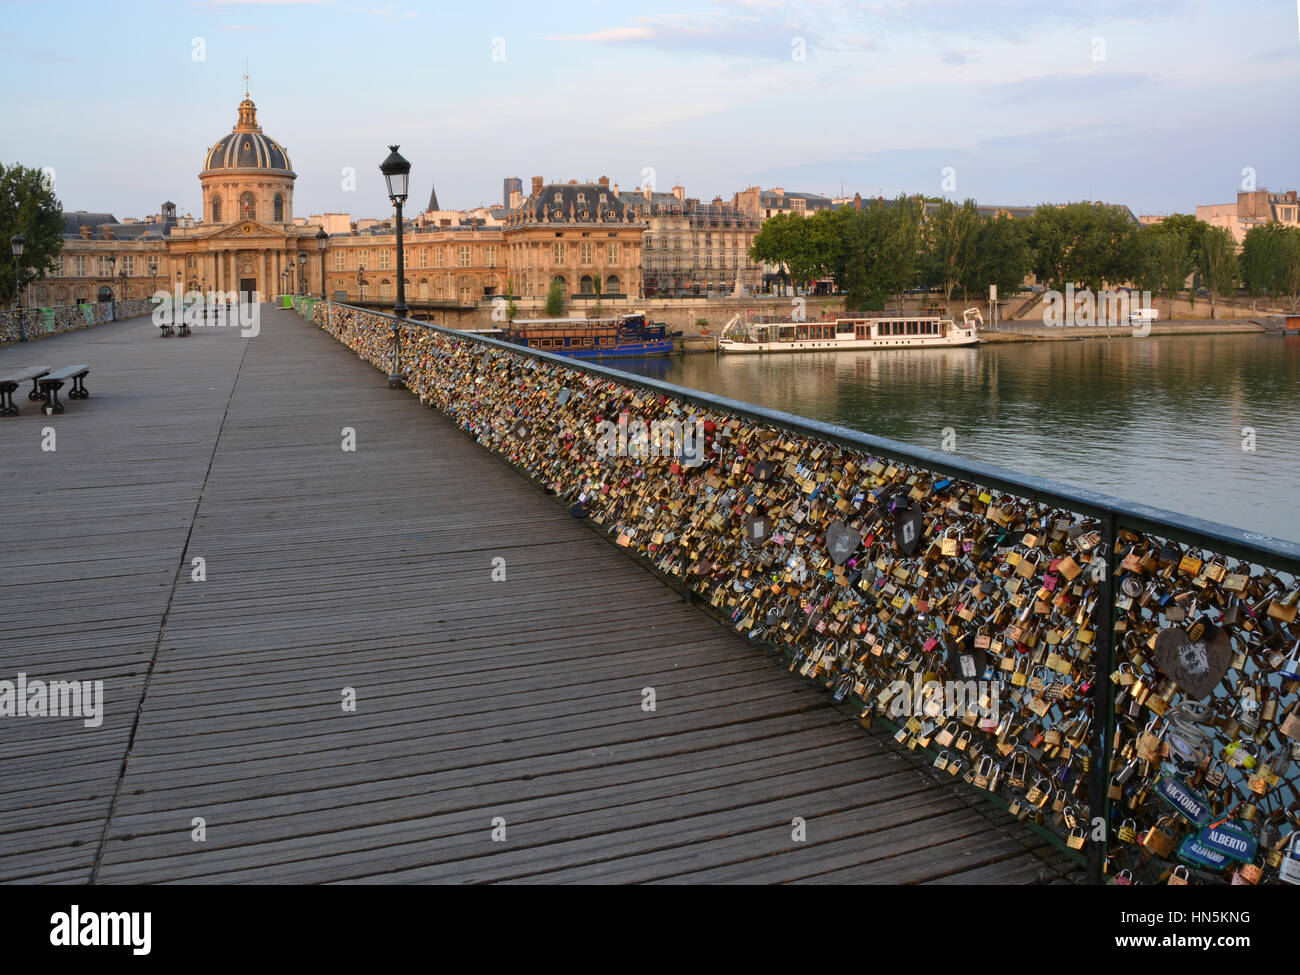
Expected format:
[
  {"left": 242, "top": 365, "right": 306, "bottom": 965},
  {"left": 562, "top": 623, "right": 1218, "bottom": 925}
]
[{"left": 1, "top": 0, "right": 1297, "bottom": 221}]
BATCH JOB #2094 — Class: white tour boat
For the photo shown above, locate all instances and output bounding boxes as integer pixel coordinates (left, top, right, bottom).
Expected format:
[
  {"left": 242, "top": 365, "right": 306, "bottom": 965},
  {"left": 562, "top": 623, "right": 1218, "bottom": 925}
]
[{"left": 717, "top": 308, "right": 983, "bottom": 354}]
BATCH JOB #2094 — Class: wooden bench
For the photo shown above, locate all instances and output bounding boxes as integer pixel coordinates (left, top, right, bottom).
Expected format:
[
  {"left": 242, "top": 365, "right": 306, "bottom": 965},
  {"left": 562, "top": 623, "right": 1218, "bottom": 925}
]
[
  {"left": 36, "top": 364, "right": 90, "bottom": 415},
  {"left": 0, "top": 365, "right": 50, "bottom": 416}
]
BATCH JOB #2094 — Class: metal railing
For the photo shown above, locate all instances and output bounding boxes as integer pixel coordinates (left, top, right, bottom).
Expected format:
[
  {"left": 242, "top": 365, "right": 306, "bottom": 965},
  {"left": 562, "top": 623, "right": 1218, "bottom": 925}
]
[{"left": 302, "top": 299, "right": 1300, "bottom": 885}]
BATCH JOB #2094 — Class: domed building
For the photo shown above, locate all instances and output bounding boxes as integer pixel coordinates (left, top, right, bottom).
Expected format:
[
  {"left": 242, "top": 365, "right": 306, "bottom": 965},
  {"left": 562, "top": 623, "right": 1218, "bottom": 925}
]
[
  {"left": 30, "top": 92, "right": 328, "bottom": 307},
  {"left": 200, "top": 95, "right": 296, "bottom": 226}
]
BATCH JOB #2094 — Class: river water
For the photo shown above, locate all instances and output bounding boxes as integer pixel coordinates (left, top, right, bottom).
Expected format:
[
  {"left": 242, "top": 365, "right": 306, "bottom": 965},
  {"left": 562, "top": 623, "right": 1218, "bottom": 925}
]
[{"left": 609, "top": 333, "right": 1300, "bottom": 544}]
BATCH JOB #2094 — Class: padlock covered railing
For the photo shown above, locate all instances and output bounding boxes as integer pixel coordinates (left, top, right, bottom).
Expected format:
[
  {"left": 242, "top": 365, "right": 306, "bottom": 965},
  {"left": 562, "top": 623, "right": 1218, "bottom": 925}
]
[{"left": 311, "top": 300, "right": 1300, "bottom": 886}]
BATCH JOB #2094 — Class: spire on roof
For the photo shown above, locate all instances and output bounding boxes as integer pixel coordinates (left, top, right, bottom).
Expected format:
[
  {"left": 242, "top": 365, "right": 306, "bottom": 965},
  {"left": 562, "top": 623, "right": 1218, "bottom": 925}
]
[{"left": 427, "top": 184, "right": 440, "bottom": 212}]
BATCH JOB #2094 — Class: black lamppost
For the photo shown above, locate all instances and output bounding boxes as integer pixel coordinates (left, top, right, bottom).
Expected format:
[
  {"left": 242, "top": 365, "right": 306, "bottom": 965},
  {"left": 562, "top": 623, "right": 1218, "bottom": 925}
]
[
  {"left": 118, "top": 268, "right": 128, "bottom": 304},
  {"left": 316, "top": 228, "right": 328, "bottom": 300},
  {"left": 380, "top": 145, "right": 410, "bottom": 389},
  {"left": 108, "top": 254, "right": 117, "bottom": 317},
  {"left": 358, "top": 265, "right": 366, "bottom": 303},
  {"left": 10, "top": 233, "right": 26, "bottom": 342},
  {"left": 286, "top": 259, "right": 295, "bottom": 298},
  {"left": 149, "top": 259, "right": 158, "bottom": 300},
  {"left": 297, "top": 251, "right": 307, "bottom": 295}
]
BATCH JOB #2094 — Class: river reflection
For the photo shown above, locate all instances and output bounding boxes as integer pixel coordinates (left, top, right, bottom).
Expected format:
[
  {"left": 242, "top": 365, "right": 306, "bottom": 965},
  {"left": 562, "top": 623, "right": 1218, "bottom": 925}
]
[{"left": 608, "top": 334, "right": 1300, "bottom": 543}]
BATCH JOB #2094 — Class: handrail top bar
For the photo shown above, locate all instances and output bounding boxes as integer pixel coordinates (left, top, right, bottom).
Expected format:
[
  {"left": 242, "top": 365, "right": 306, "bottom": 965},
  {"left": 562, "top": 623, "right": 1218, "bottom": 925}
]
[{"left": 322, "top": 301, "right": 1300, "bottom": 569}]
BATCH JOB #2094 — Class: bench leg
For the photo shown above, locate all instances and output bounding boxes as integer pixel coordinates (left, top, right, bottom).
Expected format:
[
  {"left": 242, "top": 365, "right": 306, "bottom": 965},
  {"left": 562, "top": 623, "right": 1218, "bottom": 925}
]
[
  {"left": 40, "top": 381, "right": 64, "bottom": 416},
  {"left": 69, "top": 374, "right": 89, "bottom": 400},
  {"left": 0, "top": 385, "right": 16, "bottom": 417},
  {"left": 28, "top": 377, "right": 43, "bottom": 401}
]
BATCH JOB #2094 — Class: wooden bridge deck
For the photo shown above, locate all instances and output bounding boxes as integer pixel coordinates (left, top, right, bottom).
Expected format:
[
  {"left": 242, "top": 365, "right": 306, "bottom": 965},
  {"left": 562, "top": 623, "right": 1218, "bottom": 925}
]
[{"left": 0, "top": 306, "right": 1074, "bottom": 884}]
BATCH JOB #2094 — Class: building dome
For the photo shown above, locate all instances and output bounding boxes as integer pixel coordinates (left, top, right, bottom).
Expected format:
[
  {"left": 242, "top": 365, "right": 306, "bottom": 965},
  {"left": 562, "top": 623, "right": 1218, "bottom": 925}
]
[{"left": 202, "top": 95, "right": 293, "bottom": 174}]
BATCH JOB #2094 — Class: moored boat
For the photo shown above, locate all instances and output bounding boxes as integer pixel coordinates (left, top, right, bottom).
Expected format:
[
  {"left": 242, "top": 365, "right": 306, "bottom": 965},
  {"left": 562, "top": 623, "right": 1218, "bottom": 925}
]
[
  {"left": 503, "top": 313, "right": 673, "bottom": 358},
  {"left": 717, "top": 308, "right": 982, "bottom": 354}
]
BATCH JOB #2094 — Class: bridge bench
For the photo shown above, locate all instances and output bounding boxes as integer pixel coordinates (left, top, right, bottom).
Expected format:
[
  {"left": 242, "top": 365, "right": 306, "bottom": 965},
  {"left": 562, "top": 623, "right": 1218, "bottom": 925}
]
[
  {"left": 36, "top": 364, "right": 90, "bottom": 415},
  {"left": 0, "top": 365, "right": 50, "bottom": 416}
]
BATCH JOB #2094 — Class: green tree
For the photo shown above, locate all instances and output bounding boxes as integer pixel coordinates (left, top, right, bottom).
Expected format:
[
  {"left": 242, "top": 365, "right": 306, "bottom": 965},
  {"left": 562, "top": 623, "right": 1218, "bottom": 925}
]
[
  {"left": 1198, "top": 225, "right": 1239, "bottom": 319},
  {"left": 923, "top": 198, "right": 981, "bottom": 303},
  {"left": 1240, "top": 224, "right": 1277, "bottom": 313},
  {"left": 882, "top": 194, "right": 924, "bottom": 308},
  {"left": 504, "top": 276, "right": 518, "bottom": 322},
  {"left": 592, "top": 274, "right": 603, "bottom": 317},
  {"left": 1278, "top": 226, "right": 1300, "bottom": 312},
  {"left": 1027, "top": 201, "right": 1138, "bottom": 293},
  {"left": 1134, "top": 225, "right": 1192, "bottom": 317},
  {"left": 1, "top": 163, "right": 63, "bottom": 306},
  {"left": 959, "top": 212, "right": 1032, "bottom": 305},
  {"left": 544, "top": 277, "right": 565, "bottom": 317}
]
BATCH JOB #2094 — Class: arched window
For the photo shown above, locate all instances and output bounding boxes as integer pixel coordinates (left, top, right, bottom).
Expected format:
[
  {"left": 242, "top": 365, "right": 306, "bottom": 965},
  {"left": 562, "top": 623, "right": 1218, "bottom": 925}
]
[
  {"left": 552, "top": 275, "right": 567, "bottom": 293},
  {"left": 579, "top": 275, "right": 595, "bottom": 294},
  {"left": 605, "top": 275, "right": 620, "bottom": 294},
  {"left": 239, "top": 192, "right": 256, "bottom": 220},
  {"left": 418, "top": 279, "right": 429, "bottom": 300},
  {"left": 380, "top": 279, "right": 392, "bottom": 300},
  {"left": 273, "top": 193, "right": 284, "bottom": 222},
  {"left": 212, "top": 196, "right": 222, "bottom": 223}
]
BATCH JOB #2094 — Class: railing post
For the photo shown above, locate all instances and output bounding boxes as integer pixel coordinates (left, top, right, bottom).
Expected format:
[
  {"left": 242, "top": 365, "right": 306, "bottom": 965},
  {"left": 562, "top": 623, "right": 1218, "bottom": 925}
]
[{"left": 1088, "top": 508, "right": 1119, "bottom": 885}]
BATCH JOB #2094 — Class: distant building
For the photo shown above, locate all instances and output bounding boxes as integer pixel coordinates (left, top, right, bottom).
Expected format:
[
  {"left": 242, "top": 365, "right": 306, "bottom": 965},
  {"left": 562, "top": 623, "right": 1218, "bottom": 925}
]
[
  {"left": 732, "top": 185, "right": 834, "bottom": 220},
  {"left": 1197, "top": 189, "right": 1300, "bottom": 244},
  {"left": 502, "top": 176, "right": 644, "bottom": 300},
  {"left": 503, "top": 177, "right": 522, "bottom": 210},
  {"left": 625, "top": 185, "right": 761, "bottom": 297}
]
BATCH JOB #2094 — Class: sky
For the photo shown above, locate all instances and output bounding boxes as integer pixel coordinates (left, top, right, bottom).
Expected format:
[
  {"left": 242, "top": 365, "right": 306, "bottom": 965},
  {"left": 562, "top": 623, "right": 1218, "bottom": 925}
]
[{"left": 1, "top": 0, "right": 1297, "bottom": 222}]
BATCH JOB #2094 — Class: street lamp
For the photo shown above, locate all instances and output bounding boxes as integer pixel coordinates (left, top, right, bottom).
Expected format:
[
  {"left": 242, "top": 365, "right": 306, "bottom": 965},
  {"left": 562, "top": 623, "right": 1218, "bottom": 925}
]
[
  {"left": 108, "top": 254, "right": 117, "bottom": 317},
  {"left": 379, "top": 144, "right": 410, "bottom": 388},
  {"left": 118, "top": 268, "right": 128, "bottom": 304},
  {"left": 297, "top": 251, "right": 307, "bottom": 295},
  {"left": 10, "top": 233, "right": 26, "bottom": 342},
  {"left": 358, "top": 265, "right": 366, "bottom": 303},
  {"left": 149, "top": 259, "right": 158, "bottom": 300},
  {"left": 316, "top": 227, "right": 328, "bottom": 300},
  {"left": 286, "top": 259, "right": 295, "bottom": 299}
]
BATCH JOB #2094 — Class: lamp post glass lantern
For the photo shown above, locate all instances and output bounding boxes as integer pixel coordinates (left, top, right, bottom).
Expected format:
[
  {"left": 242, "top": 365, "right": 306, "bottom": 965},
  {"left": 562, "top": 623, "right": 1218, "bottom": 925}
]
[
  {"left": 316, "top": 228, "right": 328, "bottom": 300},
  {"left": 10, "top": 233, "right": 26, "bottom": 341},
  {"left": 379, "top": 145, "right": 411, "bottom": 388},
  {"left": 297, "top": 252, "right": 307, "bottom": 295}
]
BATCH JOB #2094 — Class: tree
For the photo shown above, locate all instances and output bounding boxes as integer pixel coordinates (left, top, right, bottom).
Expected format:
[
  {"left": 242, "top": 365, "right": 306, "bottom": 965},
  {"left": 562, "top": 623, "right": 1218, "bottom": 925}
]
[
  {"left": 923, "top": 198, "right": 981, "bottom": 303},
  {"left": 959, "top": 213, "right": 1032, "bottom": 304},
  {"left": 1026, "top": 202, "right": 1139, "bottom": 293},
  {"left": 1134, "top": 225, "right": 1192, "bottom": 317},
  {"left": 1240, "top": 224, "right": 1278, "bottom": 313},
  {"left": 592, "top": 274, "right": 603, "bottom": 317},
  {"left": 544, "top": 277, "right": 565, "bottom": 317},
  {"left": 1198, "top": 226, "right": 1239, "bottom": 319},
  {"left": 0, "top": 163, "right": 63, "bottom": 306},
  {"left": 504, "top": 276, "right": 518, "bottom": 323},
  {"left": 882, "top": 195, "right": 924, "bottom": 308},
  {"left": 1278, "top": 226, "right": 1300, "bottom": 312}
]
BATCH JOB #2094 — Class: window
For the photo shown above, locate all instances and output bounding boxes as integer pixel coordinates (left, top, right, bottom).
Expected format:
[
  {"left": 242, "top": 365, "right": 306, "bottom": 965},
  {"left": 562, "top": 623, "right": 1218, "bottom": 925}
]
[
  {"left": 435, "top": 247, "right": 444, "bottom": 268},
  {"left": 580, "top": 275, "right": 594, "bottom": 294},
  {"left": 484, "top": 245, "right": 496, "bottom": 266},
  {"left": 239, "top": 192, "right": 255, "bottom": 220},
  {"left": 273, "top": 194, "right": 284, "bottom": 222},
  {"left": 418, "top": 280, "right": 429, "bottom": 300},
  {"left": 75, "top": 256, "right": 86, "bottom": 277},
  {"left": 212, "top": 196, "right": 222, "bottom": 222},
  {"left": 419, "top": 248, "right": 428, "bottom": 268},
  {"left": 187, "top": 255, "right": 198, "bottom": 269},
  {"left": 379, "top": 249, "right": 390, "bottom": 269},
  {"left": 459, "top": 245, "right": 471, "bottom": 267},
  {"left": 607, "top": 242, "right": 620, "bottom": 263},
  {"left": 459, "top": 285, "right": 471, "bottom": 303},
  {"left": 99, "top": 256, "right": 114, "bottom": 276},
  {"left": 380, "top": 279, "right": 392, "bottom": 299},
  {"left": 123, "top": 256, "right": 135, "bottom": 275},
  {"left": 580, "top": 242, "right": 593, "bottom": 265},
  {"left": 605, "top": 275, "right": 620, "bottom": 294},
  {"left": 553, "top": 242, "right": 566, "bottom": 265},
  {"left": 335, "top": 251, "right": 346, "bottom": 271}
]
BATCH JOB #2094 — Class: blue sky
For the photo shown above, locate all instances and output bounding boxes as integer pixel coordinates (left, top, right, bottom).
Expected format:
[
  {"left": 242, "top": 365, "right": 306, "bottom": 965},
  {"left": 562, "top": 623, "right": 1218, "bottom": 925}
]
[{"left": 1, "top": 0, "right": 1297, "bottom": 221}]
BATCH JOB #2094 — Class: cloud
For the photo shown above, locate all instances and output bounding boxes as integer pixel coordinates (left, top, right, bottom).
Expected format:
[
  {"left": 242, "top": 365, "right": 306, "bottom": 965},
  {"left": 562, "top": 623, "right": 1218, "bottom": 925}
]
[
  {"left": 547, "top": 12, "right": 817, "bottom": 56},
  {"left": 218, "top": 24, "right": 269, "bottom": 30},
  {"left": 991, "top": 70, "right": 1157, "bottom": 104}
]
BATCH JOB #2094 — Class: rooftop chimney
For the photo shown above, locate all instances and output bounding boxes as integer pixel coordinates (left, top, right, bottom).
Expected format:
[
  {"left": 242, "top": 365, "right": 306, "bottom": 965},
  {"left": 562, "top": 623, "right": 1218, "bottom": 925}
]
[
  {"left": 672, "top": 185, "right": 686, "bottom": 201},
  {"left": 598, "top": 175, "right": 610, "bottom": 187},
  {"left": 531, "top": 176, "right": 544, "bottom": 195}
]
